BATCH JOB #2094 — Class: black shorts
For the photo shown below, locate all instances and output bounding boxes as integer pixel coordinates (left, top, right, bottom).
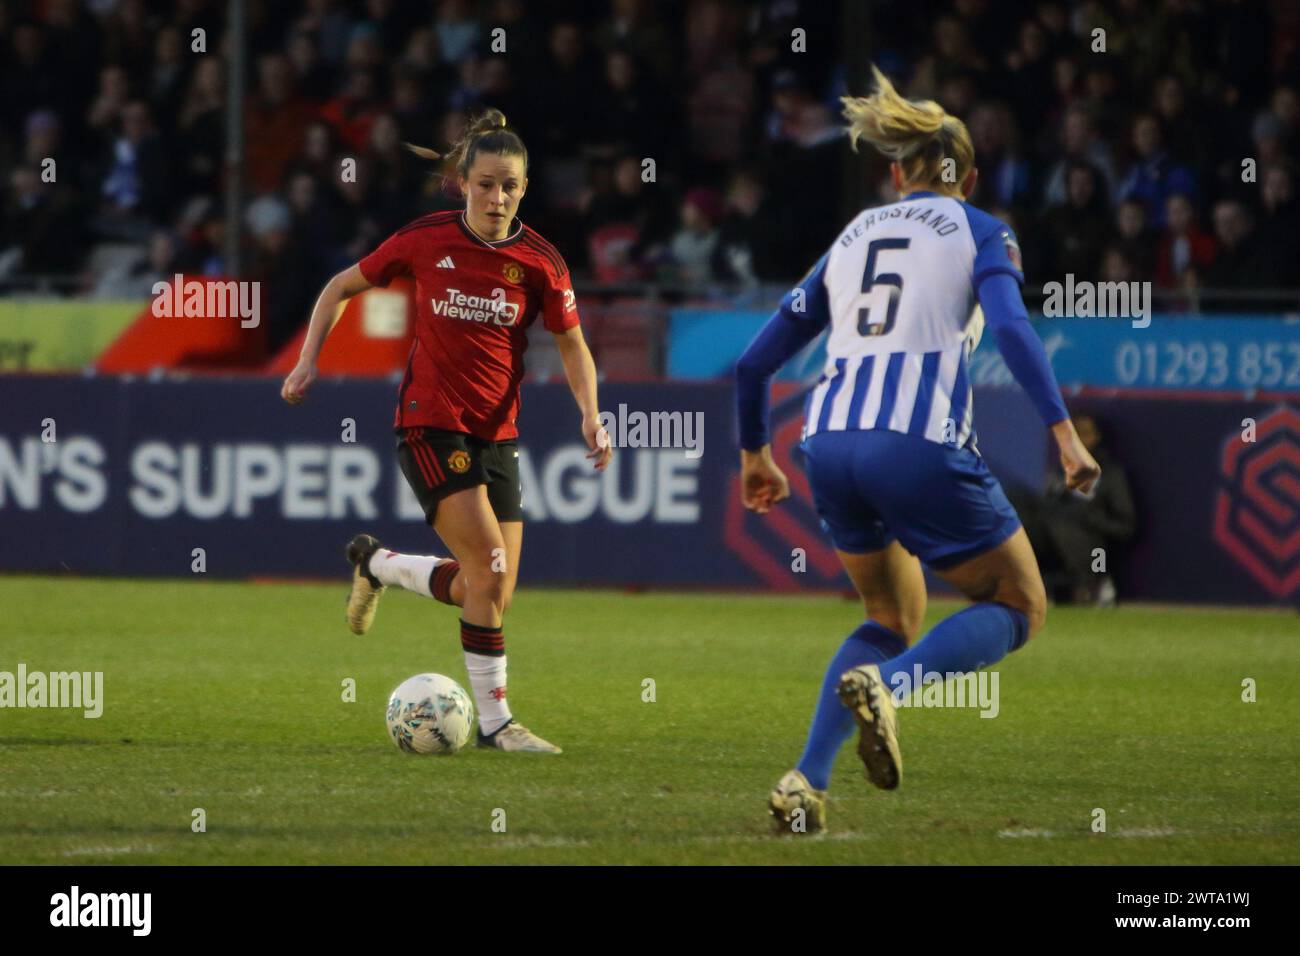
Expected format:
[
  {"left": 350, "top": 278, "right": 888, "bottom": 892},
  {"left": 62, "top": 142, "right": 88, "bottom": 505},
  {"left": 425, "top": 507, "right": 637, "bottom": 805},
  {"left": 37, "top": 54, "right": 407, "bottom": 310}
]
[{"left": 395, "top": 427, "right": 523, "bottom": 524}]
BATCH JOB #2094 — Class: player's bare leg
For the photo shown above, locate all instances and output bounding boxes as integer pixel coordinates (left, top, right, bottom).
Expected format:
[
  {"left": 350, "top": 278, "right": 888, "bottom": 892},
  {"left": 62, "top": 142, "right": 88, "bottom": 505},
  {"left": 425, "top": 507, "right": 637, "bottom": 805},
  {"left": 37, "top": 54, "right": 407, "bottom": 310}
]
[
  {"left": 433, "top": 488, "right": 559, "bottom": 753},
  {"left": 837, "top": 542, "right": 927, "bottom": 644},
  {"left": 932, "top": 527, "right": 1048, "bottom": 638},
  {"left": 498, "top": 520, "right": 522, "bottom": 613}
]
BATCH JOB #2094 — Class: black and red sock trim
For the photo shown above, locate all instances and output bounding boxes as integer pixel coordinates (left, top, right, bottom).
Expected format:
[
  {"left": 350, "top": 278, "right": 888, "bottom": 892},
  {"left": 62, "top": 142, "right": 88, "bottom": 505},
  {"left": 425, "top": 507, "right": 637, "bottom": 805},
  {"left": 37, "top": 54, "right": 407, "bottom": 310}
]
[
  {"left": 430, "top": 560, "right": 460, "bottom": 605},
  {"left": 460, "top": 619, "right": 505, "bottom": 657}
]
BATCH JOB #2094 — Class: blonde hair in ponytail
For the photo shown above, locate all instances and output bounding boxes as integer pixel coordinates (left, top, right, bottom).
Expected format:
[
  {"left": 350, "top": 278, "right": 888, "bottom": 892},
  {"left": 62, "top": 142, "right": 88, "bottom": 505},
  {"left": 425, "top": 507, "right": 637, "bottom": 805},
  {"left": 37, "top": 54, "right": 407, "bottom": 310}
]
[
  {"left": 841, "top": 66, "right": 974, "bottom": 191},
  {"left": 404, "top": 107, "right": 528, "bottom": 184}
]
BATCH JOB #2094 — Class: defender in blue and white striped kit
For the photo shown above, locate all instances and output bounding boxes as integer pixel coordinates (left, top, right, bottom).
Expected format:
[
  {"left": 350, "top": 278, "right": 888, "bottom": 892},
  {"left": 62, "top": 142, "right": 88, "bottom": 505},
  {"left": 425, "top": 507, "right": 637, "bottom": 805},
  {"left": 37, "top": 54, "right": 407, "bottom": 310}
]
[
  {"left": 803, "top": 194, "right": 990, "bottom": 450},
  {"left": 736, "top": 67, "right": 1101, "bottom": 833}
]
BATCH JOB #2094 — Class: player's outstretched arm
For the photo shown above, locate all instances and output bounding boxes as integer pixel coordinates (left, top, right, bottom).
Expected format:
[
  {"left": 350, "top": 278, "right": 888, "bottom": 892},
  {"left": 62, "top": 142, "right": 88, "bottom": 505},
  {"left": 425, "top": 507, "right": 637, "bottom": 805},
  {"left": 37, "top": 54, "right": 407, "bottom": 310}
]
[
  {"left": 553, "top": 325, "right": 612, "bottom": 471},
  {"left": 978, "top": 272, "right": 1100, "bottom": 494},
  {"left": 734, "top": 261, "right": 831, "bottom": 514},
  {"left": 280, "top": 264, "right": 374, "bottom": 405}
]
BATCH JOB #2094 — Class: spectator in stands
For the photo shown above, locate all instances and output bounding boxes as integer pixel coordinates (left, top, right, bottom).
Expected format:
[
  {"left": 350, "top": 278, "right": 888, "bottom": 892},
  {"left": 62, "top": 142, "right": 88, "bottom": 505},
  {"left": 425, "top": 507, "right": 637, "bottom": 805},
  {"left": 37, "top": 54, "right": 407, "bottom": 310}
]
[
  {"left": 1099, "top": 244, "right": 1137, "bottom": 284},
  {"left": 714, "top": 168, "right": 781, "bottom": 286},
  {"left": 909, "top": 14, "right": 988, "bottom": 101},
  {"left": 487, "top": 0, "right": 546, "bottom": 79},
  {"left": 1042, "top": 105, "right": 1117, "bottom": 207},
  {"left": 583, "top": 154, "right": 672, "bottom": 281},
  {"left": 967, "top": 101, "right": 1034, "bottom": 208},
  {"left": 1269, "top": 85, "right": 1299, "bottom": 150},
  {"left": 595, "top": 0, "right": 676, "bottom": 88},
  {"left": 286, "top": 26, "right": 335, "bottom": 104},
  {"left": 245, "top": 54, "right": 313, "bottom": 194},
  {"left": 1156, "top": 193, "right": 1214, "bottom": 290},
  {"left": 685, "top": 0, "right": 756, "bottom": 167},
  {"left": 1002, "top": 19, "right": 1054, "bottom": 127},
  {"left": 99, "top": 0, "right": 155, "bottom": 86},
  {"left": 176, "top": 57, "right": 224, "bottom": 203},
  {"left": 319, "top": 67, "right": 383, "bottom": 153},
  {"left": 434, "top": 0, "right": 481, "bottom": 65},
  {"left": 1114, "top": 198, "right": 1156, "bottom": 281},
  {"left": 92, "top": 228, "right": 178, "bottom": 300},
  {"left": 592, "top": 48, "right": 673, "bottom": 161},
  {"left": 298, "top": 0, "right": 353, "bottom": 65},
  {"left": 1202, "top": 199, "right": 1267, "bottom": 310},
  {"left": 1043, "top": 161, "right": 1110, "bottom": 279},
  {"left": 1152, "top": 75, "right": 1204, "bottom": 175},
  {"left": 1255, "top": 164, "right": 1299, "bottom": 290},
  {"left": 97, "top": 100, "right": 171, "bottom": 240},
  {"left": 936, "top": 71, "right": 978, "bottom": 118},
  {"left": 1014, "top": 414, "right": 1136, "bottom": 607},
  {"left": 1118, "top": 113, "right": 1196, "bottom": 227},
  {"left": 528, "top": 21, "right": 599, "bottom": 160},
  {"left": 763, "top": 70, "right": 842, "bottom": 271},
  {"left": 148, "top": 27, "right": 189, "bottom": 134},
  {"left": 22, "top": 111, "right": 68, "bottom": 188},
  {"left": 85, "top": 65, "right": 131, "bottom": 151},
  {"left": 1, "top": 166, "right": 86, "bottom": 281},
  {"left": 667, "top": 187, "right": 724, "bottom": 285},
  {"left": 2, "top": 20, "right": 56, "bottom": 135}
]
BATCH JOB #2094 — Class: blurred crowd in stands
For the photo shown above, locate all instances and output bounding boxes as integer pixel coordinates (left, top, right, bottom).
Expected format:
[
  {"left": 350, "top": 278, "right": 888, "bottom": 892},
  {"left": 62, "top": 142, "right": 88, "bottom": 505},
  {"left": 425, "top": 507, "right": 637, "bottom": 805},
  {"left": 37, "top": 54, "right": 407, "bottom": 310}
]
[{"left": 3, "top": 0, "right": 1299, "bottom": 350}]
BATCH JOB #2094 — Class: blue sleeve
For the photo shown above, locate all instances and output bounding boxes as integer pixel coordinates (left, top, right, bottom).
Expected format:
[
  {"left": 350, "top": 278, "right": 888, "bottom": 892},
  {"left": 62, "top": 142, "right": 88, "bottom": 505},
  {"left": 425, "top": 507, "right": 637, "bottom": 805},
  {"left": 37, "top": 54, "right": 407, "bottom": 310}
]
[
  {"left": 735, "top": 254, "right": 831, "bottom": 450},
  {"left": 966, "top": 207, "right": 1026, "bottom": 289},
  {"left": 979, "top": 272, "right": 1070, "bottom": 426}
]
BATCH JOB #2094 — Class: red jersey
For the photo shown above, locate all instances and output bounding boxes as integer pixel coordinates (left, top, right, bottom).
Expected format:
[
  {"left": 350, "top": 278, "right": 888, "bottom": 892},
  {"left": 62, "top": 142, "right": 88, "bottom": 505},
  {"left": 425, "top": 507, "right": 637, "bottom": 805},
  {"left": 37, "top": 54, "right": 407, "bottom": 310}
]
[{"left": 358, "top": 211, "right": 580, "bottom": 441}]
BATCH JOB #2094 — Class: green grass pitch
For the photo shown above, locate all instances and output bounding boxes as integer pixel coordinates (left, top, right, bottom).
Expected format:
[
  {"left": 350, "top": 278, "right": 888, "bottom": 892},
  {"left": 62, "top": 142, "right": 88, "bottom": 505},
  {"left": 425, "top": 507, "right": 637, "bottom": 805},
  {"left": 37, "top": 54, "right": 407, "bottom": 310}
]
[{"left": 1, "top": 575, "right": 1297, "bottom": 865}]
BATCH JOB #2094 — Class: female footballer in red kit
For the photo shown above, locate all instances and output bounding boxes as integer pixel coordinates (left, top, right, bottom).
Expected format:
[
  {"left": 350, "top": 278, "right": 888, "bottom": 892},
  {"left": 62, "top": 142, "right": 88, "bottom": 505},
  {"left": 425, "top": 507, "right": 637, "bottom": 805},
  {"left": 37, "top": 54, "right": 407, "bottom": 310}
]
[{"left": 281, "top": 110, "right": 611, "bottom": 753}]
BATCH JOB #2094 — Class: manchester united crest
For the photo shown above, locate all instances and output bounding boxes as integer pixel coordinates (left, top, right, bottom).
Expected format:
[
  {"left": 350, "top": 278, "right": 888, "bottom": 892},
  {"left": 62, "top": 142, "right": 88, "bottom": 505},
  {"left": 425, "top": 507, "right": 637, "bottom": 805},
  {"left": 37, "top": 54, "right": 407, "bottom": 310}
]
[
  {"left": 447, "top": 450, "right": 471, "bottom": 474},
  {"left": 502, "top": 261, "right": 525, "bottom": 284}
]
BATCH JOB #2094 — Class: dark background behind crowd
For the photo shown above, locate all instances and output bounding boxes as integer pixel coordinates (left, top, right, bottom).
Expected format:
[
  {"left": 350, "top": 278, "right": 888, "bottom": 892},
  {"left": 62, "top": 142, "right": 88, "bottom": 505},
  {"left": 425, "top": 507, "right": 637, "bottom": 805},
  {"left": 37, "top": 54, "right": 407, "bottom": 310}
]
[{"left": 4, "top": 0, "right": 1300, "bottom": 351}]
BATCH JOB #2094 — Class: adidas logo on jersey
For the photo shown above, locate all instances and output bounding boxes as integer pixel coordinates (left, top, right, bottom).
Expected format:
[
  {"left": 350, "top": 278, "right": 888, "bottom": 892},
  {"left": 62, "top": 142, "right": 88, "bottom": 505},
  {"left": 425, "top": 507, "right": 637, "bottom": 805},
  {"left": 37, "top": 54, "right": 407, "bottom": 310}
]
[{"left": 436, "top": 256, "right": 455, "bottom": 269}]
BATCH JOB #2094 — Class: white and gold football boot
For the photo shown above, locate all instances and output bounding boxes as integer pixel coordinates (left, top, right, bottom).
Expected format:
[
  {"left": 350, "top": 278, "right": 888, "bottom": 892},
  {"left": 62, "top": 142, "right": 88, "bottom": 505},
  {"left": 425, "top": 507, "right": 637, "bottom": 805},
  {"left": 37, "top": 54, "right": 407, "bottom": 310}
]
[
  {"left": 768, "top": 769, "right": 827, "bottom": 834},
  {"left": 345, "top": 533, "right": 386, "bottom": 635},
  {"left": 476, "top": 720, "right": 562, "bottom": 754},
  {"left": 838, "top": 663, "right": 902, "bottom": 790}
]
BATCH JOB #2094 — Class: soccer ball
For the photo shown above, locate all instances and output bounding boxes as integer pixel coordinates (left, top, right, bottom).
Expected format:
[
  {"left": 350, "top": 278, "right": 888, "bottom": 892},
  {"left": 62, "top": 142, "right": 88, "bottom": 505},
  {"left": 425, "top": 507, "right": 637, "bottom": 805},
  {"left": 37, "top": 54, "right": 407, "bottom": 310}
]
[{"left": 385, "top": 673, "right": 475, "bottom": 754}]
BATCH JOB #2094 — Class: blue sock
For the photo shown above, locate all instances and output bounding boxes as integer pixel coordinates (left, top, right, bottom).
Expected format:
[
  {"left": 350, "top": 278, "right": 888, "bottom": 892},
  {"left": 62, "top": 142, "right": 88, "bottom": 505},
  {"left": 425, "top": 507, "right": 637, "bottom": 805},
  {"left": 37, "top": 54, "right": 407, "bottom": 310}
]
[
  {"left": 879, "top": 603, "right": 1029, "bottom": 695},
  {"left": 796, "top": 621, "right": 908, "bottom": 791}
]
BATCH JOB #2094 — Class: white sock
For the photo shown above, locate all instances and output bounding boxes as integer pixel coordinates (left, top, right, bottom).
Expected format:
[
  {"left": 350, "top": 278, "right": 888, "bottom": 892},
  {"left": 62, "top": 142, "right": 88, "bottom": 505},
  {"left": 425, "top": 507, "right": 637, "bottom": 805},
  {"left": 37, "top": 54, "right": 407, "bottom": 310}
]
[
  {"left": 464, "top": 652, "right": 511, "bottom": 735},
  {"left": 369, "top": 549, "right": 450, "bottom": 598}
]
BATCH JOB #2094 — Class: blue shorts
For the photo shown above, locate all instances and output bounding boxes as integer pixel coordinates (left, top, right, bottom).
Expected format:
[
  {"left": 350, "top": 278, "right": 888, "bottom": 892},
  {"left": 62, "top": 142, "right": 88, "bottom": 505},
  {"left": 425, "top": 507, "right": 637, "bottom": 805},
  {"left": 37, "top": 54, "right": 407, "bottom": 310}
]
[{"left": 800, "top": 429, "right": 1021, "bottom": 570}]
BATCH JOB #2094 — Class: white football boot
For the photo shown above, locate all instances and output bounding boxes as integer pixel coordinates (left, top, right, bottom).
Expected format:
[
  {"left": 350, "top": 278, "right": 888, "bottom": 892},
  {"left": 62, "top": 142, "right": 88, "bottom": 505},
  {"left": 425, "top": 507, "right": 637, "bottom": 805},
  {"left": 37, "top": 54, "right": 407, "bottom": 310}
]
[
  {"left": 768, "top": 769, "right": 827, "bottom": 834},
  {"left": 838, "top": 663, "right": 902, "bottom": 790},
  {"left": 477, "top": 720, "right": 562, "bottom": 754}
]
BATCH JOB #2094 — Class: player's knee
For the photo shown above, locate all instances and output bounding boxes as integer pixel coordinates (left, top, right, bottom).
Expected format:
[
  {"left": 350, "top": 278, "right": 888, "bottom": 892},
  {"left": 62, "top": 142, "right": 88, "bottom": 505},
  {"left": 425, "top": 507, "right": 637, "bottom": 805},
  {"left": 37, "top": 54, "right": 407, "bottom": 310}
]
[
  {"left": 999, "top": 579, "right": 1047, "bottom": 638},
  {"left": 867, "top": 600, "right": 923, "bottom": 642},
  {"left": 464, "top": 570, "right": 507, "bottom": 611}
]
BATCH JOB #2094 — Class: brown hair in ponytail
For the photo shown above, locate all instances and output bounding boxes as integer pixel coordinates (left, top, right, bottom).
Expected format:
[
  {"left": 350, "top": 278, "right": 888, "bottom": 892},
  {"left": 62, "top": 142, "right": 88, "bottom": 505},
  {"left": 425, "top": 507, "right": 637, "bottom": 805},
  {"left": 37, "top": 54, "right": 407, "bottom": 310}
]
[{"left": 404, "top": 107, "right": 528, "bottom": 183}]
